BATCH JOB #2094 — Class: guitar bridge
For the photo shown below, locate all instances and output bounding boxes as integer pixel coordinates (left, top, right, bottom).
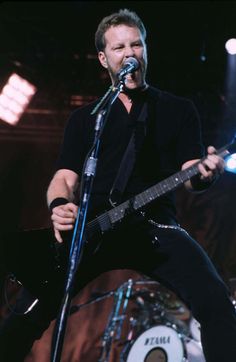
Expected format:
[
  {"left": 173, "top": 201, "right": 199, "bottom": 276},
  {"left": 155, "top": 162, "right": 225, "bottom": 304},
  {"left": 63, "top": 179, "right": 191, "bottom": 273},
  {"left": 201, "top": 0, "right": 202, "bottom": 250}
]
[{"left": 98, "top": 213, "right": 113, "bottom": 233}]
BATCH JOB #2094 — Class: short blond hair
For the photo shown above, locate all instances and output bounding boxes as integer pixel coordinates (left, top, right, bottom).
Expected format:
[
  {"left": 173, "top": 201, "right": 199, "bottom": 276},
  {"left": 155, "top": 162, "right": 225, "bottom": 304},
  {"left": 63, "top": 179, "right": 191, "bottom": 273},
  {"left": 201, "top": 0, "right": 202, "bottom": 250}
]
[{"left": 95, "top": 9, "right": 146, "bottom": 52}]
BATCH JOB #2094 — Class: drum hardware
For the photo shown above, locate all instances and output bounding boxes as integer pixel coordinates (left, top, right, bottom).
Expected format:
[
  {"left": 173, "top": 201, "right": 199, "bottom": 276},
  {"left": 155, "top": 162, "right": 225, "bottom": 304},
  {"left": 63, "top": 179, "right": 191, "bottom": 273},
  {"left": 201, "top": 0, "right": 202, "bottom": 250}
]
[
  {"left": 131, "top": 295, "right": 167, "bottom": 332},
  {"left": 132, "top": 280, "right": 189, "bottom": 318},
  {"left": 98, "top": 280, "right": 165, "bottom": 361},
  {"left": 123, "top": 280, "right": 204, "bottom": 361},
  {"left": 96, "top": 279, "right": 204, "bottom": 362},
  {"left": 189, "top": 318, "right": 201, "bottom": 343},
  {"left": 3, "top": 274, "right": 39, "bottom": 316},
  {"left": 99, "top": 279, "right": 134, "bottom": 362},
  {"left": 69, "top": 289, "right": 115, "bottom": 316},
  {"left": 183, "top": 337, "right": 205, "bottom": 362}
]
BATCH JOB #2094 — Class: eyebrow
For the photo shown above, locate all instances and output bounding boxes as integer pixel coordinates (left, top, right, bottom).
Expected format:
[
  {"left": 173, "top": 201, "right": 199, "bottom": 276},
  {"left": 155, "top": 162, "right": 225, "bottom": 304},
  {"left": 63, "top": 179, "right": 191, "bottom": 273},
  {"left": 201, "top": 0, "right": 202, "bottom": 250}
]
[{"left": 113, "top": 39, "right": 143, "bottom": 46}]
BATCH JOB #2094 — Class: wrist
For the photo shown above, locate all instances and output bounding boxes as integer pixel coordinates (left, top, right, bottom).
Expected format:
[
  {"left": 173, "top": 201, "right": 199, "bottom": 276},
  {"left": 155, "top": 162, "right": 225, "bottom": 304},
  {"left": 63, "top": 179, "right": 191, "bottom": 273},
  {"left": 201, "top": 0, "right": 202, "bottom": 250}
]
[{"left": 49, "top": 197, "right": 69, "bottom": 212}]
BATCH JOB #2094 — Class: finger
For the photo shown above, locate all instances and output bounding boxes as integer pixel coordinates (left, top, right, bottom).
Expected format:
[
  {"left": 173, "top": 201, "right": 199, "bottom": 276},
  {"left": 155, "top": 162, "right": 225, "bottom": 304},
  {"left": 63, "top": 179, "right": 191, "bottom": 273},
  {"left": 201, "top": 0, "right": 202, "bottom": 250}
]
[
  {"left": 53, "top": 222, "right": 74, "bottom": 231},
  {"left": 205, "top": 155, "right": 225, "bottom": 173},
  {"left": 207, "top": 145, "right": 217, "bottom": 155},
  {"left": 54, "top": 204, "right": 78, "bottom": 219},
  {"left": 68, "top": 204, "right": 79, "bottom": 218},
  {"left": 51, "top": 213, "right": 75, "bottom": 225},
  {"left": 54, "top": 229, "right": 63, "bottom": 243},
  {"left": 53, "top": 206, "right": 75, "bottom": 218},
  {"left": 198, "top": 163, "right": 210, "bottom": 178},
  {"left": 65, "top": 203, "right": 79, "bottom": 214},
  {"left": 202, "top": 158, "right": 217, "bottom": 172}
]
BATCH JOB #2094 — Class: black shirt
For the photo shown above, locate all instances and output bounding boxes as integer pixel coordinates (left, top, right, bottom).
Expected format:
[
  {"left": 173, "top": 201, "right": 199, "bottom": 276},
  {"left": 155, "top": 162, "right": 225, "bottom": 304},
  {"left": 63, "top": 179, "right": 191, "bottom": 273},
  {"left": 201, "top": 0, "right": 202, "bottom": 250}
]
[{"left": 56, "top": 86, "right": 204, "bottom": 224}]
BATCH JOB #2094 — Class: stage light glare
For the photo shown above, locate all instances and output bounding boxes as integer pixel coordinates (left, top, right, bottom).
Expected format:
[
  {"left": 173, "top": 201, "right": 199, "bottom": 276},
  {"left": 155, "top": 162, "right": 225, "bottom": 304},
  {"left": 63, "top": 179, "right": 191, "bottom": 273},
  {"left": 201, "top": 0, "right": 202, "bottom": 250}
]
[
  {"left": 0, "top": 106, "right": 18, "bottom": 125},
  {"left": 9, "top": 73, "right": 23, "bottom": 89},
  {"left": 225, "top": 153, "right": 236, "bottom": 173},
  {"left": 0, "top": 73, "right": 36, "bottom": 125},
  {"left": 225, "top": 38, "right": 236, "bottom": 55}
]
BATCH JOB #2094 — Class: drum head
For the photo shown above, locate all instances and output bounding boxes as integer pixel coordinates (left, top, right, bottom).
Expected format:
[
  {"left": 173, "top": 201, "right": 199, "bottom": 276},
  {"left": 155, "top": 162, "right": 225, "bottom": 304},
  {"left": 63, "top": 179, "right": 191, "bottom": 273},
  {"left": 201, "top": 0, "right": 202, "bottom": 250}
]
[{"left": 126, "top": 325, "right": 185, "bottom": 362}]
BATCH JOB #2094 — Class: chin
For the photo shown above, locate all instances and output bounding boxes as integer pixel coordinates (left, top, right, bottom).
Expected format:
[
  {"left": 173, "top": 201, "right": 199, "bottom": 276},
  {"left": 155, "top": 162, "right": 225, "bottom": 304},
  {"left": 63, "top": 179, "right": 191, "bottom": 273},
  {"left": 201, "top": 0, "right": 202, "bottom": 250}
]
[
  {"left": 125, "top": 73, "right": 144, "bottom": 89},
  {"left": 125, "top": 83, "right": 138, "bottom": 89},
  {"left": 125, "top": 79, "right": 142, "bottom": 89}
]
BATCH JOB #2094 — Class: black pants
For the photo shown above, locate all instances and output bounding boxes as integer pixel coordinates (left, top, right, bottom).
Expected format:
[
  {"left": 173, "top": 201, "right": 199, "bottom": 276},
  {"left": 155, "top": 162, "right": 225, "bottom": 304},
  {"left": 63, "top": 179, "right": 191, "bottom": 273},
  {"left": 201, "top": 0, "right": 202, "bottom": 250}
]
[{"left": 1, "top": 223, "right": 236, "bottom": 361}]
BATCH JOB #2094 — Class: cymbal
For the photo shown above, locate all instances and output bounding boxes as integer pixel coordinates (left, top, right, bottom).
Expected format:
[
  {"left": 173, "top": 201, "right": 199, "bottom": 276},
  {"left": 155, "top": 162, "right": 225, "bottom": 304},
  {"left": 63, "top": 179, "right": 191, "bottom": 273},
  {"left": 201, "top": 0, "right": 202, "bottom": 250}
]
[{"left": 130, "top": 281, "right": 190, "bottom": 320}]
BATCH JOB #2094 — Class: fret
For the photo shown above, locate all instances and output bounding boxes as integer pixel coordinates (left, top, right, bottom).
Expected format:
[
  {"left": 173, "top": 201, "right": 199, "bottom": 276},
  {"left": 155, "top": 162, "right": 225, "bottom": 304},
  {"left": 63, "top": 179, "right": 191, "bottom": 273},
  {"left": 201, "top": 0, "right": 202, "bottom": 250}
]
[
  {"left": 109, "top": 201, "right": 128, "bottom": 223},
  {"left": 187, "top": 166, "right": 194, "bottom": 176},
  {"left": 134, "top": 193, "right": 141, "bottom": 207},
  {"left": 177, "top": 172, "right": 184, "bottom": 183},
  {"left": 166, "top": 176, "right": 177, "bottom": 190},
  {"left": 173, "top": 173, "right": 182, "bottom": 185},
  {"left": 132, "top": 195, "right": 141, "bottom": 209},
  {"left": 162, "top": 181, "right": 170, "bottom": 192},
  {"left": 140, "top": 191, "right": 148, "bottom": 204},
  {"left": 144, "top": 188, "right": 155, "bottom": 202},
  {"left": 139, "top": 192, "right": 147, "bottom": 207},
  {"left": 151, "top": 185, "right": 161, "bottom": 198}
]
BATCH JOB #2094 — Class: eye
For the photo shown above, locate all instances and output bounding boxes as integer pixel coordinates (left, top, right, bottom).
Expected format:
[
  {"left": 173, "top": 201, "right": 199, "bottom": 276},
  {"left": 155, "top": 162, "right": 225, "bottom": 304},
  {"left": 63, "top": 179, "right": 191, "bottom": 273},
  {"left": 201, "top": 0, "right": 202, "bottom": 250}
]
[
  {"left": 133, "top": 42, "right": 142, "bottom": 48},
  {"left": 113, "top": 45, "right": 124, "bottom": 50}
]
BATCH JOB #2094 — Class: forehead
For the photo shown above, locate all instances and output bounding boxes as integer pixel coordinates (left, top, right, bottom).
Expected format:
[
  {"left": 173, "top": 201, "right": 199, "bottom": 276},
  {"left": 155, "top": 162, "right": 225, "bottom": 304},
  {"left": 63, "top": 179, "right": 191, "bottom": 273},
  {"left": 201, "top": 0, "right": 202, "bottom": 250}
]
[{"left": 104, "top": 24, "right": 142, "bottom": 45}]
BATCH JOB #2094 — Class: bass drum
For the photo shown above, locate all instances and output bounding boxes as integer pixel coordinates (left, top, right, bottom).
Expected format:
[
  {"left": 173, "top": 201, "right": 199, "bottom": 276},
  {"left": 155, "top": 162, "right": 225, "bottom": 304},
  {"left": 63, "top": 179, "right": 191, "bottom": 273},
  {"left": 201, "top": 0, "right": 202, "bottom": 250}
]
[
  {"left": 124, "top": 325, "right": 206, "bottom": 362},
  {"left": 125, "top": 325, "right": 186, "bottom": 362}
]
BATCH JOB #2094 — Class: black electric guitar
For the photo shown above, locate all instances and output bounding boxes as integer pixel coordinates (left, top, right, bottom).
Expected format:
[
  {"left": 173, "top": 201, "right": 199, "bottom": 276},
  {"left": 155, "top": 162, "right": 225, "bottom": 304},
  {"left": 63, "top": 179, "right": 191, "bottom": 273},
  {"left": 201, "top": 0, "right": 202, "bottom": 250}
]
[
  {"left": 1, "top": 137, "right": 235, "bottom": 299},
  {"left": 85, "top": 138, "right": 235, "bottom": 237}
]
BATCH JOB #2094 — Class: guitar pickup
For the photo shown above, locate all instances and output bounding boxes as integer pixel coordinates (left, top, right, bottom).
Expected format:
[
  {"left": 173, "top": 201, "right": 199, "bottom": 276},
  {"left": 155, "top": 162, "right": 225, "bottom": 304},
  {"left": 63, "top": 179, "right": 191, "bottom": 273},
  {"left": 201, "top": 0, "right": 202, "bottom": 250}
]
[{"left": 97, "top": 213, "right": 112, "bottom": 233}]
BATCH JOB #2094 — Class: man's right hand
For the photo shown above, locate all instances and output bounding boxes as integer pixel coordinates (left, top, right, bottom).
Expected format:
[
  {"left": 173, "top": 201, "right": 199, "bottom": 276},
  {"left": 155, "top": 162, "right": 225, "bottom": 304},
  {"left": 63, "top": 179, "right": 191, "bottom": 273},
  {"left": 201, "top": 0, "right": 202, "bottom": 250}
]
[{"left": 51, "top": 202, "right": 78, "bottom": 243}]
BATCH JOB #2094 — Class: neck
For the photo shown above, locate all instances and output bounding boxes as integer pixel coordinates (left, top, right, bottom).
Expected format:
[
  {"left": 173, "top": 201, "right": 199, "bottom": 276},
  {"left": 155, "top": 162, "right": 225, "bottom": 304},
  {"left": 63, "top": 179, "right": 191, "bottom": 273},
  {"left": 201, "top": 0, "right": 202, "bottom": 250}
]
[
  {"left": 118, "top": 92, "right": 133, "bottom": 113},
  {"left": 123, "top": 83, "right": 148, "bottom": 95},
  {"left": 118, "top": 83, "right": 149, "bottom": 112}
]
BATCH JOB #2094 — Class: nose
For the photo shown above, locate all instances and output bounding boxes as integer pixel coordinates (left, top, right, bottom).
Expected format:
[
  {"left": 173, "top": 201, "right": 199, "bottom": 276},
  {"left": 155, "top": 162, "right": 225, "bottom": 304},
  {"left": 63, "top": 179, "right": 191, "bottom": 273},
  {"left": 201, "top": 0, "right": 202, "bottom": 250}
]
[{"left": 124, "top": 46, "right": 135, "bottom": 59}]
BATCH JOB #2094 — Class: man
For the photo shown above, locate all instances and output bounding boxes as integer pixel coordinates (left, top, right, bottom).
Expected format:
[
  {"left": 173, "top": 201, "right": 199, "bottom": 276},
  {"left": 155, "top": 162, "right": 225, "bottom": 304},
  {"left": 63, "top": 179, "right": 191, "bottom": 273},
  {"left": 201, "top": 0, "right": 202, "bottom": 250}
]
[
  {"left": 47, "top": 9, "right": 236, "bottom": 362},
  {"left": 1, "top": 8, "right": 236, "bottom": 361}
]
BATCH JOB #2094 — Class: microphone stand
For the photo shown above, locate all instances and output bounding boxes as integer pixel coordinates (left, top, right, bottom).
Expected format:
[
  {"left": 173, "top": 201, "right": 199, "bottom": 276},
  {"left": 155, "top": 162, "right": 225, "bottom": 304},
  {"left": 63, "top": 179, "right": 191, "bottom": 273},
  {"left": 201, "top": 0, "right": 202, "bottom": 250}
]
[{"left": 50, "top": 79, "right": 125, "bottom": 362}]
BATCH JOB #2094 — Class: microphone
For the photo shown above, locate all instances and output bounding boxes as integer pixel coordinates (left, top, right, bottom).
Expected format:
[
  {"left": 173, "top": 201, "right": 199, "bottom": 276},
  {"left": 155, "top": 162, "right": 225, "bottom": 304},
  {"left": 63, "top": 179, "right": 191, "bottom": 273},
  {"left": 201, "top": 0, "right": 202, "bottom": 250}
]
[{"left": 117, "top": 57, "right": 139, "bottom": 80}]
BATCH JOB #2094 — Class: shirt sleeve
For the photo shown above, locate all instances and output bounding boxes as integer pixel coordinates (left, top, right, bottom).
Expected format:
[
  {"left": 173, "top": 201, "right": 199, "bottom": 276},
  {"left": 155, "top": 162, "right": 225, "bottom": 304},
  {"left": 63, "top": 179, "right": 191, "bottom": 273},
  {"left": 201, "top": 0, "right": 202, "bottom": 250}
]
[{"left": 55, "top": 109, "right": 89, "bottom": 175}]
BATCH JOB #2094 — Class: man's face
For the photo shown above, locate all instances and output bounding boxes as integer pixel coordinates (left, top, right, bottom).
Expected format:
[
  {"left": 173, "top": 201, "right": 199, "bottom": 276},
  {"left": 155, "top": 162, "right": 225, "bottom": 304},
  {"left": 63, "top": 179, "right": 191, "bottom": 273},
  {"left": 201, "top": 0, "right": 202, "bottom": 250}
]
[{"left": 98, "top": 24, "right": 147, "bottom": 89}]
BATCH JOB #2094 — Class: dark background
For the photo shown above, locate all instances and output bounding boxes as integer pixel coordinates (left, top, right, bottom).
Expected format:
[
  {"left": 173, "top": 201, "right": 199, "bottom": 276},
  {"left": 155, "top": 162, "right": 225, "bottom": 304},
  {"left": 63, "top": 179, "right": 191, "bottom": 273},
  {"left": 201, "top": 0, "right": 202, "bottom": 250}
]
[{"left": 0, "top": 1, "right": 236, "bottom": 285}]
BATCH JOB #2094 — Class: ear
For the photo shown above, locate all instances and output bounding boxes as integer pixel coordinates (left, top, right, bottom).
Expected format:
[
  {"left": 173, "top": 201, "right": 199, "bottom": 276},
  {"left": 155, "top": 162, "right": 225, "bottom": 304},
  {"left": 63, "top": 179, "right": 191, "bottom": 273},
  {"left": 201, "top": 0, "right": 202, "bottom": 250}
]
[{"left": 98, "top": 51, "right": 108, "bottom": 69}]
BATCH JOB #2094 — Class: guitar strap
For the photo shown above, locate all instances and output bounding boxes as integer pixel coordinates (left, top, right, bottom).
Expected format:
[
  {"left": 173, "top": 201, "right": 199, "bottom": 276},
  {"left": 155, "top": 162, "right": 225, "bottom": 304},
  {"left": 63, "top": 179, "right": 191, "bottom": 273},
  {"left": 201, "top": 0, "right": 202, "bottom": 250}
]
[{"left": 109, "top": 102, "right": 148, "bottom": 206}]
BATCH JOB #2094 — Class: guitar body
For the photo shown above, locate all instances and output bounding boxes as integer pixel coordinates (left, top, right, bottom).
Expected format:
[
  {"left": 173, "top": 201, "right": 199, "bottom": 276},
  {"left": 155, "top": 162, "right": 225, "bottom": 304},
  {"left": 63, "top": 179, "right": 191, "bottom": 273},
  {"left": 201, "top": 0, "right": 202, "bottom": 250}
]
[{"left": 0, "top": 228, "right": 69, "bottom": 299}]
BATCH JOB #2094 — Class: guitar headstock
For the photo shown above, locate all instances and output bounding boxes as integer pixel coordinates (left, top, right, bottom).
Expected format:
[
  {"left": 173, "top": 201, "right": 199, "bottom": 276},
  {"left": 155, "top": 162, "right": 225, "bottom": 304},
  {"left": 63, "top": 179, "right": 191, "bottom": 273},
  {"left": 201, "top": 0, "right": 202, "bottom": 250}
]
[
  {"left": 222, "top": 134, "right": 236, "bottom": 173},
  {"left": 228, "top": 134, "right": 236, "bottom": 154},
  {"left": 216, "top": 134, "right": 236, "bottom": 160}
]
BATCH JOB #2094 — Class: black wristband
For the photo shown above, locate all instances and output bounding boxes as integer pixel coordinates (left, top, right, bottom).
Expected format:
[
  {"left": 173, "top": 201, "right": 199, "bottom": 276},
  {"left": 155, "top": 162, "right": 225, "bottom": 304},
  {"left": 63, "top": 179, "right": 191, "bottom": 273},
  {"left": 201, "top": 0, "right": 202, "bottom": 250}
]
[
  {"left": 49, "top": 197, "right": 69, "bottom": 212},
  {"left": 191, "top": 174, "right": 218, "bottom": 191}
]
